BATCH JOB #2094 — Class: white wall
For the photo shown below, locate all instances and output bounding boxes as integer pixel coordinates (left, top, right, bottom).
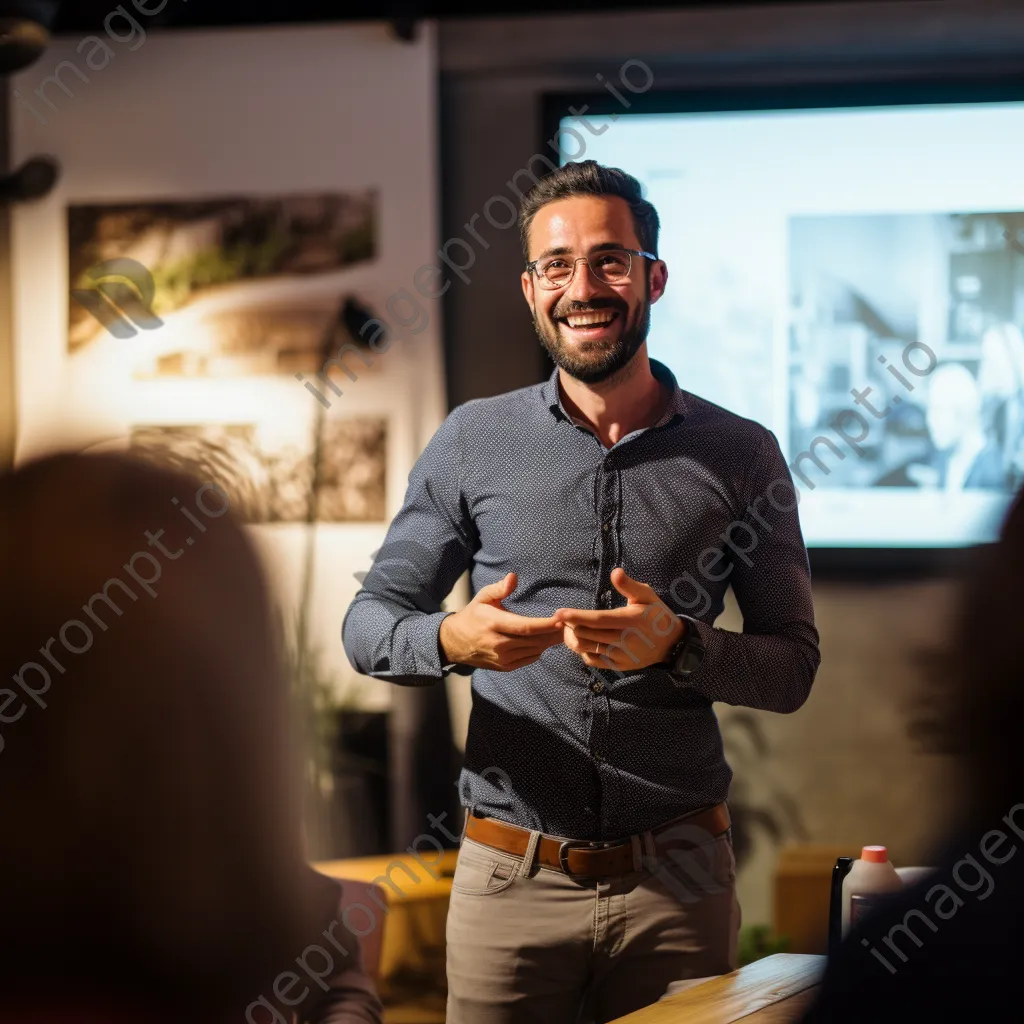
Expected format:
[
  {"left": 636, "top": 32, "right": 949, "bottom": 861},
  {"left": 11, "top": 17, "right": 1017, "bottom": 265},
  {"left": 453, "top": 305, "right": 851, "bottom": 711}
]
[{"left": 9, "top": 20, "right": 447, "bottom": 711}]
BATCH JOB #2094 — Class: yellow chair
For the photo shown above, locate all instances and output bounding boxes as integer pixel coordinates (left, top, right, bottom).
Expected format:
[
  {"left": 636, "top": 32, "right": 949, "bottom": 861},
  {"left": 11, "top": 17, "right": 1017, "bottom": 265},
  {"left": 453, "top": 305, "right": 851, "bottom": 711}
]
[{"left": 315, "top": 851, "right": 457, "bottom": 1023}]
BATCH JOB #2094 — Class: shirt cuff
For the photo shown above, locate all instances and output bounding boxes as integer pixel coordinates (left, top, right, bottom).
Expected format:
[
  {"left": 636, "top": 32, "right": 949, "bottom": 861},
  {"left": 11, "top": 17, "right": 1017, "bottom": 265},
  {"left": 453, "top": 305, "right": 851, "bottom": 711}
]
[
  {"left": 402, "top": 609, "right": 455, "bottom": 678},
  {"left": 679, "top": 616, "right": 712, "bottom": 689},
  {"left": 686, "top": 615, "right": 711, "bottom": 649}
]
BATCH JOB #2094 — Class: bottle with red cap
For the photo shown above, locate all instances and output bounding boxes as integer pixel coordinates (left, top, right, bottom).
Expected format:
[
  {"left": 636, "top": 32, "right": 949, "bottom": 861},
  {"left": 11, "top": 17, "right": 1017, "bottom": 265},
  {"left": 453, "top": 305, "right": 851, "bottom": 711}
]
[{"left": 841, "top": 845, "right": 904, "bottom": 936}]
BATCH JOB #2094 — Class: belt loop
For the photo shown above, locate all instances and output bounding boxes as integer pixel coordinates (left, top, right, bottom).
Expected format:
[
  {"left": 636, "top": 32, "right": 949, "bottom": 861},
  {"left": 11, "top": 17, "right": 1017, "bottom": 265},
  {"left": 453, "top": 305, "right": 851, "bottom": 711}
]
[
  {"left": 520, "top": 829, "right": 542, "bottom": 879},
  {"left": 630, "top": 833, "right": 643, "bottom": 872},
  {"left": 642, "top": 829, "right": 657, "bottom": 862}
]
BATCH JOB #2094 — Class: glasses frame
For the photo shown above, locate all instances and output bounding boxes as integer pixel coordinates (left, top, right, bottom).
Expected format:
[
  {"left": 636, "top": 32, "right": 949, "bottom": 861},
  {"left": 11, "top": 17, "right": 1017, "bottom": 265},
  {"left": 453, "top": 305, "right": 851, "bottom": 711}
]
[{"left": 525, "top": 247, "right": 658, "bottom": 290}]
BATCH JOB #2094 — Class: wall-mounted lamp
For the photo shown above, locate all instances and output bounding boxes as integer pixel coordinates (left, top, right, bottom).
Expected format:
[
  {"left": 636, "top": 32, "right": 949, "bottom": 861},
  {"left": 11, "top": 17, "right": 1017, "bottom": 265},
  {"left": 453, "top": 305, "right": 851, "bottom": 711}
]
[
  {"left": 0, "top": 155, "right": 59, "bottom": 205},
  {"left": 0, "top": 2, "right": 59, "bottom": 73}
]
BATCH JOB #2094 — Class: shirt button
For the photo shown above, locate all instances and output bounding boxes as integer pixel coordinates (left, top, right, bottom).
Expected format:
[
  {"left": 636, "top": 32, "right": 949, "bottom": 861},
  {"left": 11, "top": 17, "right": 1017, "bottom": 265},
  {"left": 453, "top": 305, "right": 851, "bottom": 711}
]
[
  {"left": 590, "top": 679, "right": 605, "bottom": 694},
  {"left": 601, "top": 521, "right": 611, "bottom": 533}
]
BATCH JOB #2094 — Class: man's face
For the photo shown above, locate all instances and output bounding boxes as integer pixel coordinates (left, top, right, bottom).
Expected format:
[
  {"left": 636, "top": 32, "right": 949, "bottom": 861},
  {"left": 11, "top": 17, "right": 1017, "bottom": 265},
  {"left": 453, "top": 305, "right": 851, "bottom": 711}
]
[
  {"left": 521, "top": 195, "right": 667, "bottom": 384},
  {"left": 926, "top": 364, "right": 980, "bottom": 451}
]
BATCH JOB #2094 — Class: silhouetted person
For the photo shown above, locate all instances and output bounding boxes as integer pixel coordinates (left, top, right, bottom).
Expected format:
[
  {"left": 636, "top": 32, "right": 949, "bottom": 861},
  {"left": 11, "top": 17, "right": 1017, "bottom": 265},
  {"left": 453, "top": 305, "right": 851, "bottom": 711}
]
[
  {"left": 979, "top": 322, "right": 1024, "bottom": 488},
  {"left": 0, "top": 452, "right": 381, "bottom": 1024},
  {"left": 909, "top": 363, "right": 1005, "bottom": 490},
  {"left": 801, "top": 486, "right": 1024, "bottom": 1021}
]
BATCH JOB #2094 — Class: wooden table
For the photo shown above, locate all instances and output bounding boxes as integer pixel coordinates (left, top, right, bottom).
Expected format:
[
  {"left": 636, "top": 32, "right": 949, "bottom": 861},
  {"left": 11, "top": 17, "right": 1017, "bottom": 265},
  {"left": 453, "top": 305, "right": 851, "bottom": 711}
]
[{"left": 609, "top": 954, "right": 826, "bottom": 1023}]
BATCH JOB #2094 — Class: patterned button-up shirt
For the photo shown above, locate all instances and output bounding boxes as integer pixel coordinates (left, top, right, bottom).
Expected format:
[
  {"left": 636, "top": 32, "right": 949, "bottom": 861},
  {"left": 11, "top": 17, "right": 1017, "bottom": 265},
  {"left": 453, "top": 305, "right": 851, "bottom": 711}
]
[{"left": 342, "top": 359, "right": 820, "bottom": 840}]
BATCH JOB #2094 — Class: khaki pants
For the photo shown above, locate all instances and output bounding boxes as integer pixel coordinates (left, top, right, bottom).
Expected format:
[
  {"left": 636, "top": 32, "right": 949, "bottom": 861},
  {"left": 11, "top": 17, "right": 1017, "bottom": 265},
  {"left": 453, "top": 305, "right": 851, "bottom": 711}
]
[{"left": 445, "top": 826, "right": 741, "bottom": 1023}]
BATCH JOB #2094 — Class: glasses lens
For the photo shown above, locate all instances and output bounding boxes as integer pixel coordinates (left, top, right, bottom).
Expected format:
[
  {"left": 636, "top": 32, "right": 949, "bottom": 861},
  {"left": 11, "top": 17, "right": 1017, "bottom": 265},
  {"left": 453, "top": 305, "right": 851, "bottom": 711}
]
[
  {"left": 538, "top": 258, "right": 573, "bottom": 289},
  {"left": 592, "top": 250, "right": 630, "bottom": 283},
  {"left": 537, "top": 251, "right": 631, "bottom": 289}
]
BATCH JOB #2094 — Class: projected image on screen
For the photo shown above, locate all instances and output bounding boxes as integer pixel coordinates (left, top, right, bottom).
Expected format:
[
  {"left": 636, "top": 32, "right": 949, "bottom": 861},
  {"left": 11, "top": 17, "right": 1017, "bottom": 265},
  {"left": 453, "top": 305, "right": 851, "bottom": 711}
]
[
  {"left": 556, "top": 97, "right": 1024, "bottom": 547},
  {"left": 789, "top": 212, "right": 1024, "bottom": 495}
]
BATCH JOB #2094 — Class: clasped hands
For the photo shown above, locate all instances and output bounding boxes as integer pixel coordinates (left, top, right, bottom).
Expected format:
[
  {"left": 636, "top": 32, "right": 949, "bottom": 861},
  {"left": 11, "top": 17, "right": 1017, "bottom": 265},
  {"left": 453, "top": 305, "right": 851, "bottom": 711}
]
[{"left": 438, "top": 566, "right": 684, "bottom": 673}]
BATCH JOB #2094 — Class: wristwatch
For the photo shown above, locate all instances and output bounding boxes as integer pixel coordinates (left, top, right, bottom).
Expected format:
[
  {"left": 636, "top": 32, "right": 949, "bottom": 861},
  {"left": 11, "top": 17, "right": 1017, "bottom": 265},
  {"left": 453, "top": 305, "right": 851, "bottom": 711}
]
[{"left": 664, "top": 615, "right": 705, "bottom": 681}]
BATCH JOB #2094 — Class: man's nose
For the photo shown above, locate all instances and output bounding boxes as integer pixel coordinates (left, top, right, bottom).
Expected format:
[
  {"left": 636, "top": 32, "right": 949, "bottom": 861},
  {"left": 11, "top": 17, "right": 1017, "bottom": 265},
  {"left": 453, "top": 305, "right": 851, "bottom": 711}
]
[{"left": 563, "top": 258, "right": 605, "bottom": 303}]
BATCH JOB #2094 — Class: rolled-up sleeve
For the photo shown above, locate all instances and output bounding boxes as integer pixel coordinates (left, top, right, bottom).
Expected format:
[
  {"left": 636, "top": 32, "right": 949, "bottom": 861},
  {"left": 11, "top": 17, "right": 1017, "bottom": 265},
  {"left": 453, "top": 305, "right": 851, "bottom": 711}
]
[
  {"left": 685, "top": 428, "right": 821, "bottom": 714},
  {"left": 342, "top": 405, "right": 477, "bottom": 686}
]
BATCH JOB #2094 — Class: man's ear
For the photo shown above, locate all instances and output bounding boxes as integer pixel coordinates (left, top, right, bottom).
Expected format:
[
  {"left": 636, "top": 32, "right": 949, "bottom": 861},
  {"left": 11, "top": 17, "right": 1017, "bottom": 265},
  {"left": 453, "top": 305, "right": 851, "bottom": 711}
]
[
  {"left": 521, "top": 270, "right": 535, "bottom": 310},
  {"left": 649, "top": 260, "right": 668, "bottom": 304}
]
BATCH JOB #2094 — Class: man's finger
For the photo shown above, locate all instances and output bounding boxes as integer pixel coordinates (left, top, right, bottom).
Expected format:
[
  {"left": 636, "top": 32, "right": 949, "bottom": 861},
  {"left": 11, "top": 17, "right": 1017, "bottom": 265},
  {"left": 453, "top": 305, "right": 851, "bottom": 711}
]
[
  {"left": 489, "top": 610, "right": 563, "bottom": 636},
  {"left": 580, "top": 650, "right": 631, "bottom": 671},
  {"left": 499, "top": 635, "right": 564, "bottom": 654},
  {"left": 498, "top": 628, "right": 564, "bottom": 647},
  {"left": 610, "top": 566, "right": 657, "bottom": 603},
  {"left": 474, "top": 572, "right": 517, "bottom": 604},
  {"left": 565, "top": 625, "right": 632, "bottom": 644},
  {"left": 556, "top": 607, "right": 637, "bottom": 628}
]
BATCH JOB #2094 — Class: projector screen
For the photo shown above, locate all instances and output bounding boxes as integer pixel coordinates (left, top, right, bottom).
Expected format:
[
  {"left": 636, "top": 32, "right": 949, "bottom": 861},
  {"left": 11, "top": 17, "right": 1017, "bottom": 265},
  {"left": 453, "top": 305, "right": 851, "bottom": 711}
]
[{"left": 551, "top": 87, "right": 1024, "bottom": 550}]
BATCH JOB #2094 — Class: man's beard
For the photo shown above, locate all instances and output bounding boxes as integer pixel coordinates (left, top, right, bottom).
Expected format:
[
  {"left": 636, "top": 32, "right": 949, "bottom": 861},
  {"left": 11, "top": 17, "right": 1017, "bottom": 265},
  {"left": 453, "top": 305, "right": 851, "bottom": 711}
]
[{"left": 533, "top": 288, "right": 651, "bottom": 385}]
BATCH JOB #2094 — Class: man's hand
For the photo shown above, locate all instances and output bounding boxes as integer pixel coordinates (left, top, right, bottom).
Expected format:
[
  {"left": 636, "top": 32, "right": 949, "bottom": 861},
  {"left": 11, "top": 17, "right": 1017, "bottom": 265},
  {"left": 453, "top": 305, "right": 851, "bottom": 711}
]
[
  {"left": 556, "top": 567, "right": 684, "bottom": 671},
  {"left": 439, "top": 572, "right": 565, "bottom": 672}
]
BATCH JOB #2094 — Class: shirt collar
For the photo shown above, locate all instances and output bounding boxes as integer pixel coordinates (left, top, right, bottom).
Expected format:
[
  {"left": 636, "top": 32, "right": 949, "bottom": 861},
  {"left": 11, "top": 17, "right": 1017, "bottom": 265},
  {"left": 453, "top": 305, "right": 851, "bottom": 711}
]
[{"left": 541, "top": 357, "right": 687, "bottom": 429}]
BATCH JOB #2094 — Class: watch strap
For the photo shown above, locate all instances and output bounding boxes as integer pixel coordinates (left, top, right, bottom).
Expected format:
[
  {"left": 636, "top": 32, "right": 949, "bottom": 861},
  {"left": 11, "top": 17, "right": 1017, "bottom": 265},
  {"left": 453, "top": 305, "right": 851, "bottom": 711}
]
[{"left": 666, "top": 614, "right": 705, "bottom": 678}]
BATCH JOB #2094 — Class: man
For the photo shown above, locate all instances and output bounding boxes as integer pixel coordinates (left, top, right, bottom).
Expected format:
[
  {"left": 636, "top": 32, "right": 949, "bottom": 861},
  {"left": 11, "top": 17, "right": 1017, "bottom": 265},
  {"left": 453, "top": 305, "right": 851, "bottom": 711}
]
[
  {"left": 342, "top": 159, "right": 820, "bottom": 1022},
  {"left": 919, "top": 362, "right": 1005, "bottom": 491}
]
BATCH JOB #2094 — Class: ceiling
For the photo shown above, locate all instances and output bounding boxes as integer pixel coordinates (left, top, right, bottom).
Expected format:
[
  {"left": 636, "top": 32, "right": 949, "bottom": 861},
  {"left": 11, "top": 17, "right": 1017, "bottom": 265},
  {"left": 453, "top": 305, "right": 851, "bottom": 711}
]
[{"left": 42, "top": 0, "right": 931, "bottom": 33}]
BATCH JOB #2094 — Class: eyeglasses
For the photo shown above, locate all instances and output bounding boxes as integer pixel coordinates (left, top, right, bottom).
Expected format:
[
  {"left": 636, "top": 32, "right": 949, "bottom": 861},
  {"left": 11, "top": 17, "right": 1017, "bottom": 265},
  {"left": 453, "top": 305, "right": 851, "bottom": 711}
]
[{"left": 525, "top": 248, "right": 657, "bottom": 290}]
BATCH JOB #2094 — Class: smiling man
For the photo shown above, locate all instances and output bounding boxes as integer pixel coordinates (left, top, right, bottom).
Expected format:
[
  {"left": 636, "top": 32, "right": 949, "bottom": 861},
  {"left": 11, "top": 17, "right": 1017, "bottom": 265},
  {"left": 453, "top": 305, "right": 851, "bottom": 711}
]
[{"left": 342, "top": 160, "right": 821, "bottom": 1023}]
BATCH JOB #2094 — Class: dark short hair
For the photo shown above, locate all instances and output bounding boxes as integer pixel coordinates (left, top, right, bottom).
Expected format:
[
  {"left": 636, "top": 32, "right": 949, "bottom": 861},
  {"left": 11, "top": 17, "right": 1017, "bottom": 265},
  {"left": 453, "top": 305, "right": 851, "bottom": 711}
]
[{"left": 517, "top": 159, "right": 660, "bottom": 264}]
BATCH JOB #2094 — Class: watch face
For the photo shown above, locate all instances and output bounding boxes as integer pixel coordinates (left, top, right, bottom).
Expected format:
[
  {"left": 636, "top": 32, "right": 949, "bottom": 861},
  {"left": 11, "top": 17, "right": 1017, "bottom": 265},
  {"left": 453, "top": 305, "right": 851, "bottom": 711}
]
[{"left": 680, "top": 649, "right": 703, "bottom": 673}]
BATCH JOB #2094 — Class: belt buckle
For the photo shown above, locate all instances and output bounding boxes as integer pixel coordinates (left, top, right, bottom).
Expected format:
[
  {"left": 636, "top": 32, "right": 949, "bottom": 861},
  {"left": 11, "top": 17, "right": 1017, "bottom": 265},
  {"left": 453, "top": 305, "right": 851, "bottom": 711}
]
[{"left": 557, "top": 839, "right": 623, "bottom": 884}]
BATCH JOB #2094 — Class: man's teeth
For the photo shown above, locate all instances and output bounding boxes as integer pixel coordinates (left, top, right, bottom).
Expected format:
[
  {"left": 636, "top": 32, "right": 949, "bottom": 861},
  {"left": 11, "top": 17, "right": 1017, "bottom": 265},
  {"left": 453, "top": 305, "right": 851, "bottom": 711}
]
[{"left": 565, "top": 312, "right": 616, "bottom": 328}]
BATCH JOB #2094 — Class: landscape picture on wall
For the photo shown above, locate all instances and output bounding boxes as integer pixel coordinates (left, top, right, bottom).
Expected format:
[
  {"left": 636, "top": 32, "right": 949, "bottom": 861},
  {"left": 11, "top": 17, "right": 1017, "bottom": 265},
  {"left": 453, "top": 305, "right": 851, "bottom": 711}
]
[
  {"left": 127, "top": 417, "right": 387, "bottom": 523},
  {"left": 67, "top": 190, "right": 378, "bottom": 378}
]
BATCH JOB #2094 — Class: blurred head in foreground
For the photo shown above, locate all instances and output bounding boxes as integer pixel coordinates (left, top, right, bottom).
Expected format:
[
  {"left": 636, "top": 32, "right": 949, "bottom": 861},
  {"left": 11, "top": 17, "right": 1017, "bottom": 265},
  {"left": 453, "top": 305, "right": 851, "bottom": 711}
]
[
  {"left": 946, "top": 484, "right": 1024, "bottom": 823},
  {"left": 0, "top": 451, "right": 337, "bottom": 1018},
  {"left": 800, "top": 486, "right": 1024, "bottom": 1022}
]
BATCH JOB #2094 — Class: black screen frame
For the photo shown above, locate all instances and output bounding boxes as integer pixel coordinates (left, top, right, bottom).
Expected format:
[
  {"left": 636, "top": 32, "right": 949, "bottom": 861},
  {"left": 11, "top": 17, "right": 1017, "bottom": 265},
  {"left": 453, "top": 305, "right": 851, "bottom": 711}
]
[{"left": 540, "top": 74, "right": 1024, "bottom": 579}]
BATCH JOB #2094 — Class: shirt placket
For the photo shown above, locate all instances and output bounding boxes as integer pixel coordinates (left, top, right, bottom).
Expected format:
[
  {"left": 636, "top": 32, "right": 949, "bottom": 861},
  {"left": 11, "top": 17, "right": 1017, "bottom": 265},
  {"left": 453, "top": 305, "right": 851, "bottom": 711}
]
[{"left": 587, "top": 448, "right": 621, "bottom": 835}]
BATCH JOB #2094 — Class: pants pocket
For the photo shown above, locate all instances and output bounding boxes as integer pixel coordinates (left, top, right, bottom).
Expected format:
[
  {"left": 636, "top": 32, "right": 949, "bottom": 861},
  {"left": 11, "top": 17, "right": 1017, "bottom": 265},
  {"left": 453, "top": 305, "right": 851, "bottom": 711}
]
[
  {"left": 451, "top": 837, "right": 522, "bottom": 896},
  {"left": 648, "top": 832, "right": 736, "bottom": 900}
]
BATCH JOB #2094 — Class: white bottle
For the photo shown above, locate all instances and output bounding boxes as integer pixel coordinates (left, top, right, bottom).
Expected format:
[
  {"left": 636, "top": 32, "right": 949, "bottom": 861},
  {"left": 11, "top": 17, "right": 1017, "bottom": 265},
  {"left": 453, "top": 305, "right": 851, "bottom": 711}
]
[{"left": 841, "top": 845, "right": 904, "bottom": 936}]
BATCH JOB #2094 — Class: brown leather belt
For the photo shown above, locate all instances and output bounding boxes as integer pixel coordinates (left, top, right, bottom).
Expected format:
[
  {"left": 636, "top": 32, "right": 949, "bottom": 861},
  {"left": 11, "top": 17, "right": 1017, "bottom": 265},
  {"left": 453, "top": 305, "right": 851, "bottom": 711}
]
[{"left": 463, "top": 802, "right": 731, "bottom": 880}]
